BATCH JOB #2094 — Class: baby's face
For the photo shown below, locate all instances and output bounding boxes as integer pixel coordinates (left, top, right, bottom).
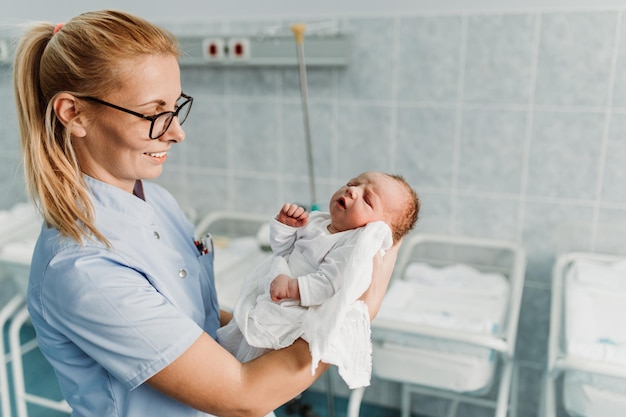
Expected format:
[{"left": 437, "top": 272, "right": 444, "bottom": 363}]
[{"left": 328, "top": 172, "right": 404, "bottom": 233}]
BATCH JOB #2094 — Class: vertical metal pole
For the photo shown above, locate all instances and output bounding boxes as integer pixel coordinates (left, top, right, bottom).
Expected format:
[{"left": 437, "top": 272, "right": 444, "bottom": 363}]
[{"left": 291, "top": 24, "right": 318, "bottom": 211}]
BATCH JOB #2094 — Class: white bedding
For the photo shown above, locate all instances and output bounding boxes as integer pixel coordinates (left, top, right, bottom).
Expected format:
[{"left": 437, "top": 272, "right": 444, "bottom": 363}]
[
  {"left": 563, "top": 259, "right": 626, "bottom": 417},
  {"left": 377, "top": 263, "right": 509, "bottom": 335},
  {"left": 212, "top": 236, "right": 271, "bottom": 312},
  {"left": 565, "top": 259, "right": 626, "bottom": 364},
  {"left": 371, "top": 262, "right": 509, "bottom": 393}
]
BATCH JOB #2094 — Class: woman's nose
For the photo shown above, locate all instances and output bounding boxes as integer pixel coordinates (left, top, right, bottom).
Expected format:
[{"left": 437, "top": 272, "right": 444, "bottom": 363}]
[{"left": 161, "top": 117, "right": 185, "bottom": 143}]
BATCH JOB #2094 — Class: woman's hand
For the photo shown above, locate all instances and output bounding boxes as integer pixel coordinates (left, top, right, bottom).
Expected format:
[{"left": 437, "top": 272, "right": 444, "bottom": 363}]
[{"left": 360, "top": 239, "right": 402, "bottom": 319}]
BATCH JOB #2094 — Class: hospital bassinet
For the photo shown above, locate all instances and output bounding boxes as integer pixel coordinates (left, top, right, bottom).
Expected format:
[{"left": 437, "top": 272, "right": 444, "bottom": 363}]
[
  {"left": 349, "top": 233, "right": 526, "bottom": 417},
  {"left": 194, "top": 210, "right": 272, "bottom": 311},
  {"left": 543, "top": 252, "right": 626, "bottom": 417},
  {"left": 0, "top": 202, "right": 71, "bottom": 417}
]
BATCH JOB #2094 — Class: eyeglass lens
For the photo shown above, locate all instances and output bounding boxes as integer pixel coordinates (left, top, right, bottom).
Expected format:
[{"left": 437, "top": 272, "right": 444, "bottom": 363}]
[{"left": 151, "top": 97, "right": 193, "bottom": 139}]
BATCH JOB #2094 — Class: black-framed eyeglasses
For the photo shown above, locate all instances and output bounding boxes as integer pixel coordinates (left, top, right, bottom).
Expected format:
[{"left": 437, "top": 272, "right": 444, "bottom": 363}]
[{"left": 83, "top": 93, "right": 193, "bottom": 139}]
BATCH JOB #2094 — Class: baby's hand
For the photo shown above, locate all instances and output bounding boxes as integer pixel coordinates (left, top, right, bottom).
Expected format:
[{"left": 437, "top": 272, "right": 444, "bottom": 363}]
[
  {"left": 277, "top": 203, "right": 309, "bottom": 228},
  {"left": 270, "top": 274, "right": 301, "bottom": 302}
]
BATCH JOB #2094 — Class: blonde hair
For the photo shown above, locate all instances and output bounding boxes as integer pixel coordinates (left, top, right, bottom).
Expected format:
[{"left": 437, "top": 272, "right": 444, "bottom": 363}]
[{"left": 13, "top": 10, "right": 179, "bottom": 245}]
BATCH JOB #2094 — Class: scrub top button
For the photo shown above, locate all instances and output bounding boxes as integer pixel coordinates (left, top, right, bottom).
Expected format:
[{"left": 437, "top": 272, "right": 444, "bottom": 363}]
[
  {"left": 179, "top": 269, "right": 188, "bottom": 278},
  {"left": 153, "top": 231, "right": 160, "bottom": 239}
]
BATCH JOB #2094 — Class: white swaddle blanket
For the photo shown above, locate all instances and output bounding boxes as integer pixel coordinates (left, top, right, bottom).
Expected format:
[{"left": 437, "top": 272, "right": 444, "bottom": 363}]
[{"left": 219, "top": 221, "right": 392, "bottom": 389}]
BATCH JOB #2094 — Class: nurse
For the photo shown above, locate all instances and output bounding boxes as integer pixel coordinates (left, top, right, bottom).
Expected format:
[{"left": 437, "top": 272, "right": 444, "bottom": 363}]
[{"left": 13, "top": 9, "right": 399, "bottom": 417}]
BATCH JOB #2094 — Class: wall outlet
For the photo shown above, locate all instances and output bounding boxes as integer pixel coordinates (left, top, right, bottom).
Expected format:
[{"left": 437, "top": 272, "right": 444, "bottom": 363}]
[
  {"left": 227, "top": 38, "right": 250, "bottom": 60},
  {"left": 202, "top": 38, "right": 225, "bottom": 60}
]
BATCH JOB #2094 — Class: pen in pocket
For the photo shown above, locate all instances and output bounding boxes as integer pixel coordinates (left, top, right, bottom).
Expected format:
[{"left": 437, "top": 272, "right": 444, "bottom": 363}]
[{"left": 194, "top": 233, "right": 213, "bottom": 255}]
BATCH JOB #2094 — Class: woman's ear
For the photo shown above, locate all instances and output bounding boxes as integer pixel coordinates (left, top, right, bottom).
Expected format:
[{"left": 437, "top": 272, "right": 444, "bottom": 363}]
[{"left": 53, "top": 93, "right": 87, "bottom": 138}]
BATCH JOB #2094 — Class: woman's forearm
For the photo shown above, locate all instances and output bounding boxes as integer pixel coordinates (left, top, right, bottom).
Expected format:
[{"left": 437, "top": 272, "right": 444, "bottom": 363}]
[{"left": 148, "top": 334, "right": 327, "bottom": 417}]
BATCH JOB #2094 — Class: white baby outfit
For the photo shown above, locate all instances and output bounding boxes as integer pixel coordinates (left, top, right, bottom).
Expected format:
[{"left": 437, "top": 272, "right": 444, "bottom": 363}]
[{"left": 217, "top": 211, "right": 392, "bottom": 388}]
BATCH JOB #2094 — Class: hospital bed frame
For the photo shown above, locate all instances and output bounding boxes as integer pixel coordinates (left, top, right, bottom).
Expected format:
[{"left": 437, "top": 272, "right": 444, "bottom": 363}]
[
  {"left": 541, "top": 252, "right": 626, "bottom": 417},
  {"left": 348, "top": 233, "right": 526, "bottom": 417},
  {"left": 0, "top": 203, "right": 71, "bottom": 417},
  {"left": 0, "top": 205, "right": 71, "bottom": 417}
]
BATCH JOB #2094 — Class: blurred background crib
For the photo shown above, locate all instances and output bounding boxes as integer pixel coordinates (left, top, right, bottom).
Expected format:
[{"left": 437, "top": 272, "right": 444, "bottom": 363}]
[
  {"left": 542, "top": 252, "right": 626, "bottom": 417},
  {"left": 0, "top": 202, "right": 71, "bottom": 417},
  {"left": 194, "top": 210, "right": 272, "bottom": 312},
  {"left": 349, "top": 233, "right": 526, "bottom": 417}
]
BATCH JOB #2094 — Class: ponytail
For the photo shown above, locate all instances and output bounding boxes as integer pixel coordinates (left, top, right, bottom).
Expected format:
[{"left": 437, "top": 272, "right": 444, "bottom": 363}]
[{"left": 13, "top": 11, "right": 179, "bottom": 245}]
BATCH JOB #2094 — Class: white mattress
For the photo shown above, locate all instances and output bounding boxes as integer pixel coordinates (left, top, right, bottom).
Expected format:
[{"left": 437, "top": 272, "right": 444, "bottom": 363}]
[
  {"left": 212, "top": 236, "right": 271, "bottom": 312},
  {"left": 563, "top": 259, "right": 626, "bottom": 417},
  {"left": 372, "top": 262, "right": 509, "bottom": 393}
]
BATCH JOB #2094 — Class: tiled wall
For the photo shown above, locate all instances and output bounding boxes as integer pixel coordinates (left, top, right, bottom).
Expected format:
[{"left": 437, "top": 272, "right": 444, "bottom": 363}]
[{"left": 3, "top": 8, "right": 626, "bottom": 417}]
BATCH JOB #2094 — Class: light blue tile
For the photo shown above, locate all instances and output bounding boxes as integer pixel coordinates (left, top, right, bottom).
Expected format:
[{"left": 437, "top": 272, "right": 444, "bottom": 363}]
[
  {"left": 464, "top": 14, "right": 536, "bottom": 105},
  {"left": 230, "top": 100, "right": 280, "bottom": 173},
  {"left": 522, "top": 201, "right": 594, "bottom": 284},
  {"left": 282, "top": 101, "right": 333, "bottom": 180},
  {"left": 516, "top": 285, "right": 551, "bottom": 365},
  {"left": 228, "top": 67, "right": 279, "bottom": 97},
  {"left": 412, "top": 192, "right": 452, "bottom": 234},
  {"left": 338, "top": 17, "right": 395, "bottom": 100},
  {"left": 335, "top": 103, "right": 392, "bottom": 178},
  {"left": 527, "top": 111, "right": 604, "bottom": 199},
  {"left": 458, "top": 109, "right": 527, "bottom": 194},
  {"left": 0, "top": 68, "right": 19, "bottom": 158},
  {"left": 454, "top": 195, "right": 520, "bottom": 241},
  {"left": 233, "top": 175, "right": 280, "bottom": 214},
  {"left": 182, "top": 66, "right": 228, "bottom": 96},
  {"left": 595, "top": 208, "right": 626, "bottom": 256},
  {"left": 395, "top": 106, "right": 457, "bottom": 189},
  {"left": 282, "top": 177, "right": 325, "bottom": 212},
  {"left": 534, "top": 11, "right": 617, "bottom": 107},
  {"left": 610, "top": 14, "right": 626, "bottom": 108},
  {"left": 397, "top": 15, "right": 462, "bottom": 103},
  {"left": 184, "top": 173, "right": 231, "bottom": 214},
  {"left": 182, "top": 97, "right": 229, "bottom": 170},
  {"left": 601, "top": 113, "right": 626, "bottom": 203},
  {"left": 281, "top": 67, "right": 334, "bottom": 100}
]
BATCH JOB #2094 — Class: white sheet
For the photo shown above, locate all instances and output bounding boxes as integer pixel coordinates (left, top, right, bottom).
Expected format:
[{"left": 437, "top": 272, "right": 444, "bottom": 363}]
[
  {"left": 371, "top": 262, "right": 509, "bottom": 393},
  {"left": 212, "top": 236, "right": 272, "bottom": 312},
  {"left": 376, "top": 262, "right": 509, "bottom": 336},
  {"left": 563, "top": 258, "right": 626, "bottom": 417},
  {"left": 565, "top": 259, "right": 626, "bottom": 364}
]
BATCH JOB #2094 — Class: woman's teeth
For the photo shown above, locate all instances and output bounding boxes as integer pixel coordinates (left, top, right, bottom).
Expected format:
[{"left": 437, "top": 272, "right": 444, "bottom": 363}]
[{"left": 146, "top": 151, "right": 166, "bottom": 158}]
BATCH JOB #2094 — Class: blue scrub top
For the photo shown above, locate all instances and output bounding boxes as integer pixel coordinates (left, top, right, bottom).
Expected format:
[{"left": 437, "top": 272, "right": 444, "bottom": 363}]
[{"left": 27, "top": 176, "right": 220, "bottom": 417}]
